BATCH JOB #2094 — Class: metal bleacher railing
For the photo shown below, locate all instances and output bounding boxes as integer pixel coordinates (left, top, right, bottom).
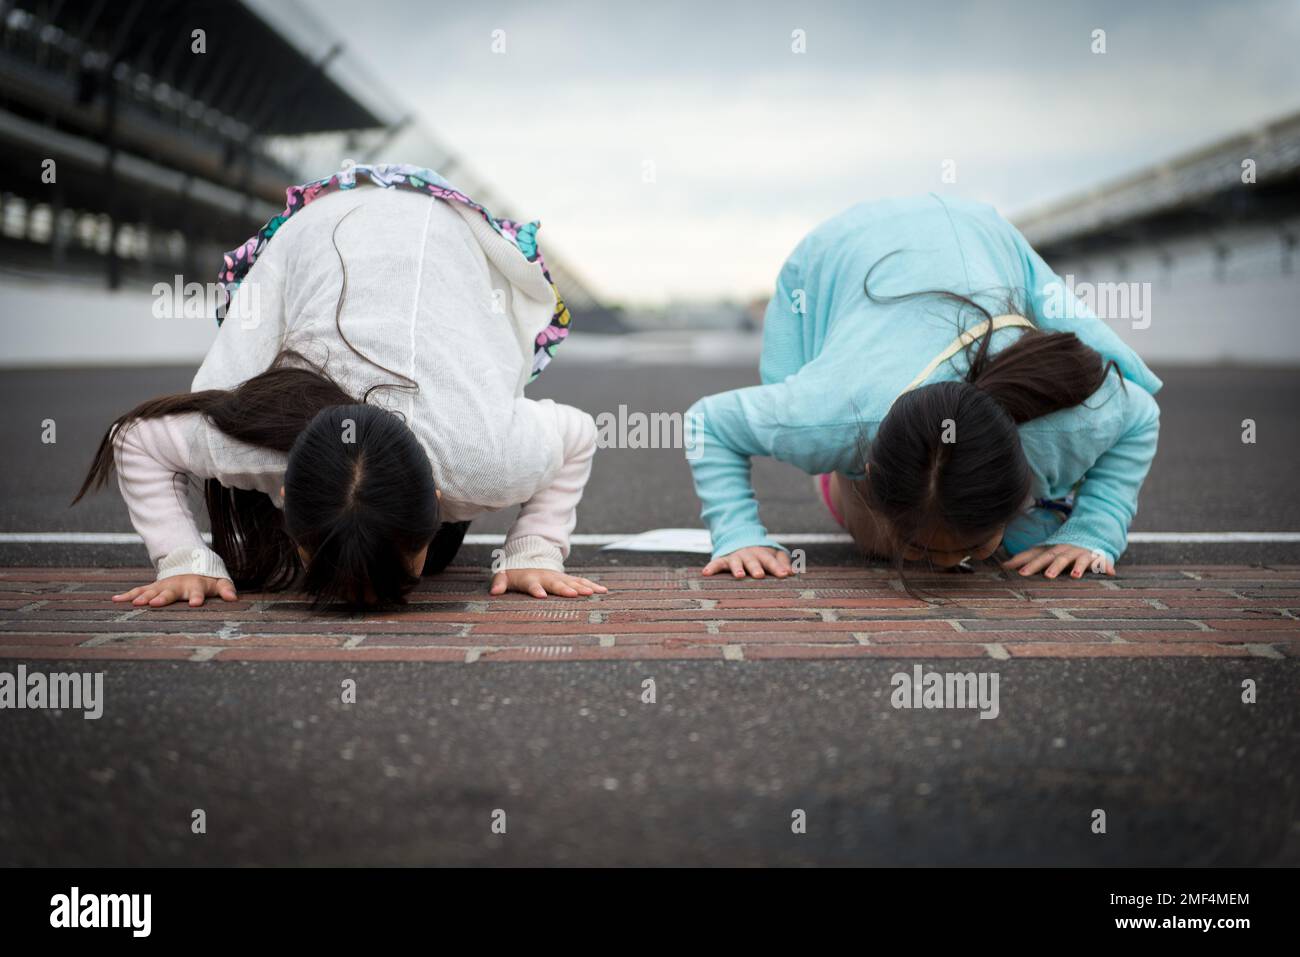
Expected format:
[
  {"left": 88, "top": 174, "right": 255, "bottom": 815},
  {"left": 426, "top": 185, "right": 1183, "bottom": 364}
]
[{"left": 1015, "top": 109, "right": 1300, "bottom": 251}]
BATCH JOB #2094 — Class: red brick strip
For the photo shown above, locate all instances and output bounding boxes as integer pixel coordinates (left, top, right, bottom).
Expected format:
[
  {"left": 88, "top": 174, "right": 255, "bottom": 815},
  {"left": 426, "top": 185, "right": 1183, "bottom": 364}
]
[{"left": 0, "top": 566, "right": 1296, "bottom": 662}]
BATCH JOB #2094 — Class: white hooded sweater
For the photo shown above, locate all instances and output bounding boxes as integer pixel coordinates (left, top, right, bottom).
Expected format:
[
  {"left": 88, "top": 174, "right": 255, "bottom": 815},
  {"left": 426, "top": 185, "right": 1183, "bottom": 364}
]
[{"left": 114, "top": 185, "right": 596, "bottom": 582}]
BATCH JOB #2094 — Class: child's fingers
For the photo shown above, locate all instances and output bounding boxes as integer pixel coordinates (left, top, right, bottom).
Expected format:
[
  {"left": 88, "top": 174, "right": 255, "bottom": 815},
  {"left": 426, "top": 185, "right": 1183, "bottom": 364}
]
[
  {"left": 528, "top": 581, "right": 549, "bottom": 599},
  {"left": 1043, "top": 552, "right": 1075, "bottom": 579},
  {"left": 574, "top": 577, "right": 607, "bottom": 594},
  {"left": 714, "top": 557, "right": 740, "bottom": 577},
  {"left": 114, "top": 585, "right": 145, "bottom": 602},
  {"left": 1070, "top": 553, "right": 1092, "bottom": 578},
  {"left": 217, "top": 580, "right": 238, "bottom": 602},
  {"left": 542, "top": 575, "right": 580, "bottom": 597},
  {"left": 728, "top": 556, "right": 747, "bottom": 579},
  {"left": 561, "top": 575, "right": 593, "bottom": 594},
  {"left": 762, "top": 551, "right": 791, "bottom": 577},
  {"left": 148, "top": 587, "right": 178, "bottom": 607},
  {"left": 1015, "top": 550, "right": 1058, "bottom": 577},
  {"left": 733, "top": 548, "right": 759, "bottom": 579},
  {"left": 489, "top": 573, "right": 508, "bottom": 595},
  {"left": 133, "top": 586, "right": 162, "bottom": 605}
]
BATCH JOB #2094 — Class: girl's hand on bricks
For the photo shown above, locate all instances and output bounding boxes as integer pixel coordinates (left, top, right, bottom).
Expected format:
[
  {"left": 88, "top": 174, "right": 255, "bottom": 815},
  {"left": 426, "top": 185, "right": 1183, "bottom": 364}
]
[
  {"left": 490, "top": 568, "right": 609, "bottom": 599},
  {"left": 113, "top": 575, "right": 239, "bottom": 607},
  {"left": 1003, "top": 544, "right": 1115, "bottom": 579},
  {"left": 703, "top": 546, "right": 792, "bottom": 579}
]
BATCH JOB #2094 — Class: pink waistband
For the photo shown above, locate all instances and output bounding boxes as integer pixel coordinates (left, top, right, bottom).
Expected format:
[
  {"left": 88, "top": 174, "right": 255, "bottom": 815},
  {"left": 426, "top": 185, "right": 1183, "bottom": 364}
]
[{"left": 819, "top": 473, "right": 847, "bottom": 529}]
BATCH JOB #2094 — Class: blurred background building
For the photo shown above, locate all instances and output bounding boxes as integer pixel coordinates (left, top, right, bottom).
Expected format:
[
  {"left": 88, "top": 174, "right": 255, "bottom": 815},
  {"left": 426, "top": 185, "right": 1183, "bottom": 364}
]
[
  {"left": 0, "top": 0, "right": 610, "bottom": 365},
  {"left": 0, "top": 0, "right": 1296, "bottom": 366},
  {"left": 1014, "top": 110, "right": 1300, "bottom": 364}
]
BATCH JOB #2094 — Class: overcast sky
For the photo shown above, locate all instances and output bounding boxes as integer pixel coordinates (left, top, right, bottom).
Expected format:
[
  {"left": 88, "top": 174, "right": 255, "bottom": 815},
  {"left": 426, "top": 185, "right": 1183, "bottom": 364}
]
[{"left": 296, "top": 0, "right": 1300, "bottom": 303}]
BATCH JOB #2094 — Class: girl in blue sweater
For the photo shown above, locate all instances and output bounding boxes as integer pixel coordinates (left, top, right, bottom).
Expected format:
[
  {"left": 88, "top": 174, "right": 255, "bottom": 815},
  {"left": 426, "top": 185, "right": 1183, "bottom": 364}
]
[{"left": 687, "top": 195, "right": 1161, "bottom": 580}]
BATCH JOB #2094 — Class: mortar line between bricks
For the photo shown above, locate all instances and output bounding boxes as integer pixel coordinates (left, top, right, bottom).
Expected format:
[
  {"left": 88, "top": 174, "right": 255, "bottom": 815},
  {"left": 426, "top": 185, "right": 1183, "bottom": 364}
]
[
  {"left": 1244, "top": 643, "right": 1284, "bottom": 659},
  {"left": 80, "top": 634, "right": 121, "bottom": 648}
]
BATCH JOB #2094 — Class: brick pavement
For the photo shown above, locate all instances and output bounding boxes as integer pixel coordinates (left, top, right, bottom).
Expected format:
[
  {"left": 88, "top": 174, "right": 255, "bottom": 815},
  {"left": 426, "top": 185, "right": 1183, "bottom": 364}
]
[{"left": 2, "top": 565, "right": 1297, "bottom": 662}]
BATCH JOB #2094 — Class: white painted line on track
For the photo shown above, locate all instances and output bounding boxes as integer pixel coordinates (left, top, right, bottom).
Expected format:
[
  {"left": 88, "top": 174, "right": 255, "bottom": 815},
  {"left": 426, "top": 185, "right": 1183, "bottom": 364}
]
[
  {"left": 2, "top": 531, "right": 1299, "bottom": 547},
  {"left": 1, "top": 533, "right": 151, "bottom": 544}
]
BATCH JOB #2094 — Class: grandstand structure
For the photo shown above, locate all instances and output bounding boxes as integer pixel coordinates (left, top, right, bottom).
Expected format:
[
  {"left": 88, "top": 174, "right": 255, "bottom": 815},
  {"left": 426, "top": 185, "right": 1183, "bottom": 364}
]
[
  {"left": 0, "top": 0, "right": 602, "bottom": 363},
  {"left": 1014, "top": 109, "right": 1300, "bottom": 363}
]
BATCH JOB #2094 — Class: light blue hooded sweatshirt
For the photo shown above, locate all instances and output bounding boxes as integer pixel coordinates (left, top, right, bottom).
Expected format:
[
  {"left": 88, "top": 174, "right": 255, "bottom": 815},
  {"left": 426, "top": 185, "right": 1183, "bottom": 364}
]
[{"left": 686, "top": 194, "right": 1162, "bottom": 564}]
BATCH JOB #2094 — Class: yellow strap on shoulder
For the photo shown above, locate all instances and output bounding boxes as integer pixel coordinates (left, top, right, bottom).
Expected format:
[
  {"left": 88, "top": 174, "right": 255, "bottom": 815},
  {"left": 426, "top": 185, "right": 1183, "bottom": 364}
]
[{"left": 892, "top": 314, "right": 1035, "bottom": 405}]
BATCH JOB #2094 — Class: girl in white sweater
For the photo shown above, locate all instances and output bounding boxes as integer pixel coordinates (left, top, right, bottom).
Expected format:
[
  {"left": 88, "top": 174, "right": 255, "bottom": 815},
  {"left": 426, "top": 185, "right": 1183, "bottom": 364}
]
[{"left": 74, "top": 164, "right": 605, "bottom": 608}]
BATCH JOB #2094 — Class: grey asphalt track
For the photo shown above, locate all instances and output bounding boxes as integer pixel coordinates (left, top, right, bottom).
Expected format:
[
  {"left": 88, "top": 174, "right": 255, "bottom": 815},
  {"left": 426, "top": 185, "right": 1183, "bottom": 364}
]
[
  {"left": 0, "top": 658, "right": 1295, "bottom": 866},
  {"left": 1, "top": 361, "right": 1298, "bottom": 566},
  {"left": 0, "top": 358, "right": 1297, "bottom": 866}
]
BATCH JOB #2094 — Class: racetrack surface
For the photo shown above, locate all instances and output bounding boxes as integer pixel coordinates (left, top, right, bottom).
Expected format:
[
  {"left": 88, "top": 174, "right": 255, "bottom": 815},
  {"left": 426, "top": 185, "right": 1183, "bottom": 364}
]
[{"left": 0, "top": 360, "right": 1296, "bottom": 865}]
